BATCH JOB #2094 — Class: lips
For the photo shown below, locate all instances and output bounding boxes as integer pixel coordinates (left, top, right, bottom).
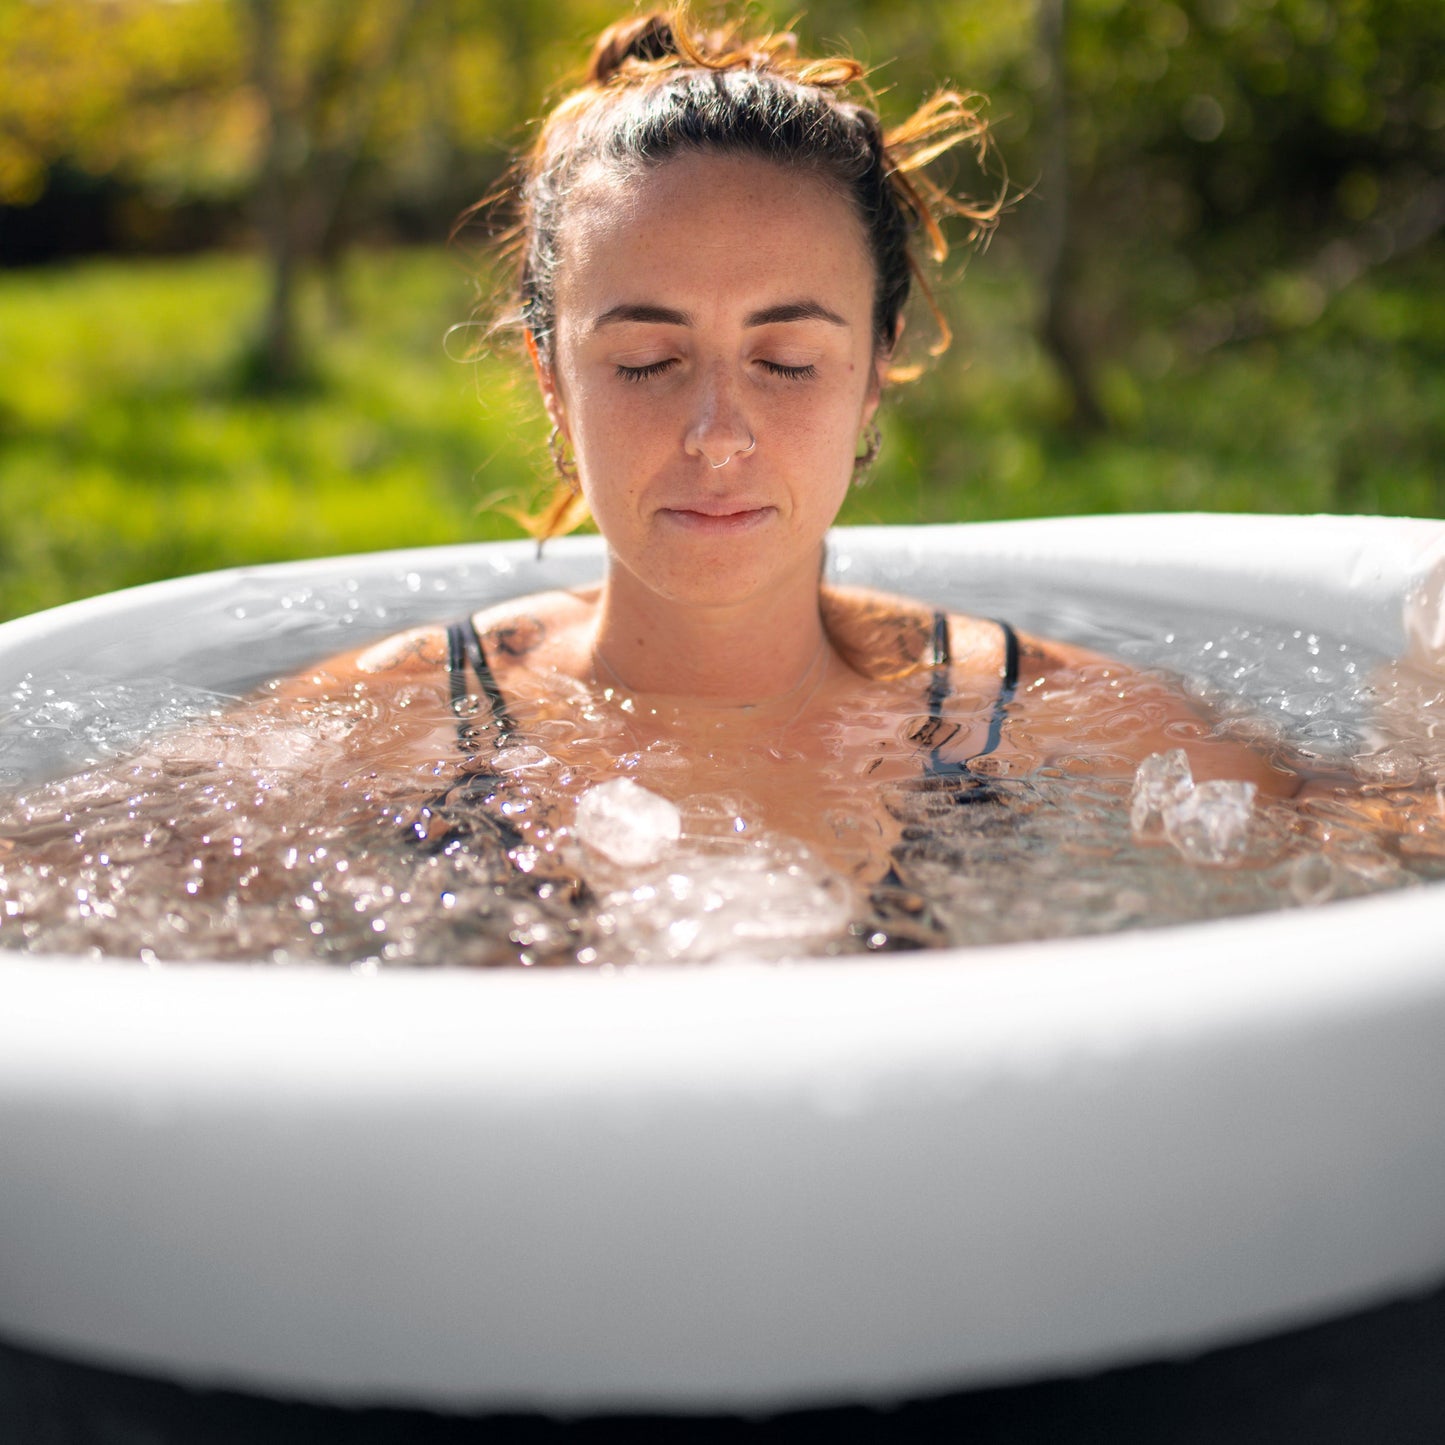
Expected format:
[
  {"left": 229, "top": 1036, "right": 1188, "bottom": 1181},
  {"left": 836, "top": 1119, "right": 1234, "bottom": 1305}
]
[
  {"left": 657, "top": 504, "right": 776, "bottom": 534},
  {"left": 659, "top": 497, "right": 772, "bottom": 516}
]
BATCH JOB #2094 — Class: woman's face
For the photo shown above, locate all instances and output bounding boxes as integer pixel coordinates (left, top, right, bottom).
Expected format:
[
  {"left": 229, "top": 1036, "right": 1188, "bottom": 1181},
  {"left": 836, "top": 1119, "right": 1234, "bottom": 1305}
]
[{"left": 536, "top": 151, "right": 885, "bottom": 612}]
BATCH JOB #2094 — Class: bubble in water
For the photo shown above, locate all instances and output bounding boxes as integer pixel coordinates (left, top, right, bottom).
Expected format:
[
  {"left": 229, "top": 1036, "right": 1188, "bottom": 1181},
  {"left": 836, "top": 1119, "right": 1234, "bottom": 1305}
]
[
  {"left": 1, "top": 583, "right": 1434, "bottom": 969},
  {"left": 1351, "top": 747, "right": 1422, "bottom": 787},
  {"left": 1288, "top": 852, "right": 1341, "bottom": 907},
  {"left": 574, "top": 778, "right": 682, "bottom": 866}
]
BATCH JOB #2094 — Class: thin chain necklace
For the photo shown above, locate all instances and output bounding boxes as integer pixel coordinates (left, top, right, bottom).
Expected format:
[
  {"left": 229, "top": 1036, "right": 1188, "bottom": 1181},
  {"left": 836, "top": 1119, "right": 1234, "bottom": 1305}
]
[{"left": 590, "top": 634, "right": 831, "bottom": 735}]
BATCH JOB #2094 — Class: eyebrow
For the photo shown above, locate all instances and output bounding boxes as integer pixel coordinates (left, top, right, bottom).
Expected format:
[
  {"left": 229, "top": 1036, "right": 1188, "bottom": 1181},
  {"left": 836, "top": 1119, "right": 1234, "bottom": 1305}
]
[
  {"left": 745, "top": 300, "right": 848, "bottom": 328},
  {"left": 590, "top": 299, "right": 848, "bottom": 331}
]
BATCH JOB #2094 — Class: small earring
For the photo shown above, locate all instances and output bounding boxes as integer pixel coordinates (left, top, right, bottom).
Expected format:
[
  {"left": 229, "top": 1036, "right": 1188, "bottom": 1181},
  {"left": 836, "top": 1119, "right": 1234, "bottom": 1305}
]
[
  {"left": 548, "top": 425, "right": 578, "bottom": 489},
  {"left": 852, "top": 421, "right": 882, "bottom": 486}
]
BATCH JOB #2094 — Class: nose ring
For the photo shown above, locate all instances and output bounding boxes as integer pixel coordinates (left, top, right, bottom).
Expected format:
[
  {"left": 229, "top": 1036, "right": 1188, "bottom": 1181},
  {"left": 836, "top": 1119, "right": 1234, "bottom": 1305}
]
[{"left": 704, "top": 434, "right": 757, "bottom": 469}]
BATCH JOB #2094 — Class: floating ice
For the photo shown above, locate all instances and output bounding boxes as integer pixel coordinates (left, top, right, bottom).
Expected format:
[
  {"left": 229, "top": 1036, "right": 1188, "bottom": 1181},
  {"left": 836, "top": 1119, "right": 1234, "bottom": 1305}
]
[
  {"left": 574, "top": 778, "right": 682, "bottom": 867},
  {"left": 490, "top": 745, "right": 550, "bottom": 774},
  {"left": 1162, "top": 779, "right": 1257, "bottom": 866},
  {"left": 598, "top": 844, "right": 853, "bottom": 964},
  {"left": 1132, "top": 750, "right": 1257, "bottom": 866},
  {"left": 1129, "top": 748, "right": 1194, "bottom": 837}
]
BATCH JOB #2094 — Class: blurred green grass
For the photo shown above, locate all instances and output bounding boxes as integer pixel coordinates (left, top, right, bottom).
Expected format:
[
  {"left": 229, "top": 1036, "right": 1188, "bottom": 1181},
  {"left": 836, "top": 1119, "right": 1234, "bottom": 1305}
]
[{"left": 1, "top": 244, "right": 1441, "bottom": 623}]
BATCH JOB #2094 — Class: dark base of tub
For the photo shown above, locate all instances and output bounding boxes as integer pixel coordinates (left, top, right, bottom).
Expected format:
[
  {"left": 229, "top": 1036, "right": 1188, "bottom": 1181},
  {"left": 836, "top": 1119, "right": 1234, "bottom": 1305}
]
[{"left": 5, "top": 1283, "right": 1445, "bottom": 1445}]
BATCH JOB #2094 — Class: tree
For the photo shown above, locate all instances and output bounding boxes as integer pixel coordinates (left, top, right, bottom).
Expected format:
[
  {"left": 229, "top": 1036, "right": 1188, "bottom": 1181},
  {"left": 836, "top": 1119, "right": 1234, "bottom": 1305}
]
[
  {"left": 0, "top": 0, "right": 524, "bottom": 383},
  {"left": 3, "top": 0, "right": 1440, "bottom": 399}
]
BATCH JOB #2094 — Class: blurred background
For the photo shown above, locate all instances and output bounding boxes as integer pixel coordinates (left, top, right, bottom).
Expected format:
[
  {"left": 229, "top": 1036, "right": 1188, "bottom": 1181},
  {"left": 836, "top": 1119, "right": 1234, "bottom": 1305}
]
[{"left": 0, "top": 0, "right": 1441, "bottom": 623}]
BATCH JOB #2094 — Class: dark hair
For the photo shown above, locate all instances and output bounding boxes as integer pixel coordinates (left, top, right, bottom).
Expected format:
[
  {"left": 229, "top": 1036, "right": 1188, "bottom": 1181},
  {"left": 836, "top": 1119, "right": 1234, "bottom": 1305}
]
[{"left": 460, "top": 7, "right": 1002, "bottom": 539}]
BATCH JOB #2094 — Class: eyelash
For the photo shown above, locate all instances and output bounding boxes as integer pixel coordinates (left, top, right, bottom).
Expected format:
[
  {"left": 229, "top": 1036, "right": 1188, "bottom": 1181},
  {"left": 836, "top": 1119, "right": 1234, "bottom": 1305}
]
[
  {"left": 614, "top": 360, "right": 818, "bottom": 383},
  {"left": 616, "top": 360, "right": 676, "bottom": 383}
]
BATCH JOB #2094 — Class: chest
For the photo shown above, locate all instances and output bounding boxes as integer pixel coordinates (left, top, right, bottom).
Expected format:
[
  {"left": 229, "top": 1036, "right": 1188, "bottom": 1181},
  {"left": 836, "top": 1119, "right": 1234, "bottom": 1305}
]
[{"left": 472, "top": 688, "right": 1010, "bottom": 884}]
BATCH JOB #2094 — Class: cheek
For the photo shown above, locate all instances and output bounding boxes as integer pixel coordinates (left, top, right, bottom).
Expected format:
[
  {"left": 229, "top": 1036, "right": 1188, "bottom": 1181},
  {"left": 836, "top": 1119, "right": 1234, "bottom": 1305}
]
[
  {"left": 796, "top": 386, "right": 871, "bottom": 466},
  {"left": 559, "top": 373, "right": 623, "bottom": 458}
]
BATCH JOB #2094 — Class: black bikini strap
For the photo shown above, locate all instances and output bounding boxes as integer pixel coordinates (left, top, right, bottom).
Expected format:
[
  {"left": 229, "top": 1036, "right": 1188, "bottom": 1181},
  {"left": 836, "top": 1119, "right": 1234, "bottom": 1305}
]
[
  {"left": 998, "top": 619, "right": 1020, "bottom": 698},
  {"left": 978, "top": 619, "right": 1019, "bottom": 760},
  {"left": 925, "top": 613, "right": 1018, "bottom": 771},
  {"left": 446, "top": 620, "right": 469, "bottom": 714},
  {"left": 445, "top": 617, "right": 517, "bottom": 739},
  {"left": 925, "top": 609, "right": 952, "bottom": 719},
  {"left": 925, "top": 613, "right": 1016, "bottom": 712}
]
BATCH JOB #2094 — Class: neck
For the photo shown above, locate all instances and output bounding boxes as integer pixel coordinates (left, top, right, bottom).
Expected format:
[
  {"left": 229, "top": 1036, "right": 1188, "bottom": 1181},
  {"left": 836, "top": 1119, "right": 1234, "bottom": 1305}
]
[{"left": 591, "top": 564, "right": 830, "bottom": 705}]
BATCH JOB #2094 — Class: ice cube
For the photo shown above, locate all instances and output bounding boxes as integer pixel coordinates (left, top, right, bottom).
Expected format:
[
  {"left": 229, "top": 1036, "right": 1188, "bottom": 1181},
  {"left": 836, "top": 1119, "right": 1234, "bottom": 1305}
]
[
  {"left": 1162, "top": 779, "right": 1257, "bottom": 866},
  {"left": 575, "top": 778, "right": 682, "bottom": 867},
  {"left": 1130, "top": 748, "right": 1194, "bottom": 837},
  {"left": 490, "top": 745, "right": 550, "bottom": 773},
  {"left": 590, "top": 840, "right": 853, "bottom": 964}
]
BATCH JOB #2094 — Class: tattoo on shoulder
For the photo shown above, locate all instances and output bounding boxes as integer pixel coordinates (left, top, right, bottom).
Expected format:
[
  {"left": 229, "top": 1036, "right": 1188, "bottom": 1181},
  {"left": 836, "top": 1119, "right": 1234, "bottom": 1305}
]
[
  {"left": 492, "top": 616, "right": 546, "bottom": 659},
  {"left": 844, "top": 609, "right": 931, "bottom": 681},
  {"left": 357, "top": 627, "right": 447, "bottom": 675}
]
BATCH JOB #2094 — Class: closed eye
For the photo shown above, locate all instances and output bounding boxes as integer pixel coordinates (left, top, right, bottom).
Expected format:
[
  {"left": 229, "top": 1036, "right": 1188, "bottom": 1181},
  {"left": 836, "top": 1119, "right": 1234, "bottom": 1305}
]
[
  {"left": 616, "top": 359, "right": 678, "bottom": 383},
  {"left": 760, "top": 361, "right": 818, "bottom": 381}
]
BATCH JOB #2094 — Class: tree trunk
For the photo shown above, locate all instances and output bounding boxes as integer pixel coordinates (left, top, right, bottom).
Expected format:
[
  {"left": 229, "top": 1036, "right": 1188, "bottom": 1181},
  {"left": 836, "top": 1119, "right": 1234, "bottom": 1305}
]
[
  {"left": 249, "top": 0, "right": 303, "bottom": 389},
  {"left": 246, "top": 0, "right": 430, "bottom": 388},
  {"left": 1034, "top": 0, "right": 1106, "bottom": 433}
]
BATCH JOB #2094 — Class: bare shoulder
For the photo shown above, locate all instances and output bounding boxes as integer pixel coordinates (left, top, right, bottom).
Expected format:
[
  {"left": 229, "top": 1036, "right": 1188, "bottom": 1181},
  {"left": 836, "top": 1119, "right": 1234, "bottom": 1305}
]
[
  {"left": 263, "top": 623, "right": 452, "bottom": 704},
  {"left": 1006, "top": 628, "right": 1129, "bottom": 687},
  {"left": 821, "top": 583, "right": 1026, "bottom": 686},
  {"left": 354, "top": 624, "right": 451, "bottom": 677},
  {"left": 820, "top": 583, "right": 944, "bottom": 680},
  {"left": 264, "top": 587, "right": 596, "bottom": 701},
  {"left": 467, "top": 586, "right": 597, "bottom": 666},
  {"left": 997, "top": 623, "right": 1301, "bottom": 795}
]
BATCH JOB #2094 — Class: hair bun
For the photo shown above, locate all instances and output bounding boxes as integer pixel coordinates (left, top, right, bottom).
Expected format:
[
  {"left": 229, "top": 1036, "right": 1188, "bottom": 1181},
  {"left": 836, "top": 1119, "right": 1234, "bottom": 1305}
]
[{"left": 587, "top": 12, "right": 680, "bottom": 84}]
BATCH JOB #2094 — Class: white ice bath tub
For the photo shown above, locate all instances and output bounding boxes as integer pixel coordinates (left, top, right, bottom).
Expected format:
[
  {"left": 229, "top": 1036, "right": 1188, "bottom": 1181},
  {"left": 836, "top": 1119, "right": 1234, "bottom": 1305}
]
[{"left": 0, "top": 513, "right": 1443, "bottom": 1414}]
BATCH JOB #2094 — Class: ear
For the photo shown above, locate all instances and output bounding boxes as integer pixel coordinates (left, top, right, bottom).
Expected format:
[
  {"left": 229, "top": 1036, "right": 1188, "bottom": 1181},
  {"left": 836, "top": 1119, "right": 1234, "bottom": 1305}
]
[
  {"left": 525, "top": 330, "right": 567, "bottom": 436},
  {"left": 866, "top": 315, "right": 904, "bottom": 419}
]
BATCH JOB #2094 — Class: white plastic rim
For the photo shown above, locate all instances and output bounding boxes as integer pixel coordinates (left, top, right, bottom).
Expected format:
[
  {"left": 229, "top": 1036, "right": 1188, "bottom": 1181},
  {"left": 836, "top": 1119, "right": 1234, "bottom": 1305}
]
[{"left": 1, "top": 514, "right": 1443, "bottom": 1415}]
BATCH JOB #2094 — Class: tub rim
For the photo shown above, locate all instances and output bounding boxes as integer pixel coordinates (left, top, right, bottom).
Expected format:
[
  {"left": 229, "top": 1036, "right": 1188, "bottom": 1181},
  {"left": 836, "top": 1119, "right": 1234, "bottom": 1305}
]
[{"left": 1, "top": 512, "right": 1443, "bottom": 1413}]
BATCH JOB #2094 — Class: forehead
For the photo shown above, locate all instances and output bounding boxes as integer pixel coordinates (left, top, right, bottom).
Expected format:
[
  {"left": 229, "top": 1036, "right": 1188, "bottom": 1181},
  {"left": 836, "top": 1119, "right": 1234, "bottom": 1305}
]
[{"left": 553, "top": 152, "right": 874, "bottom": 314}]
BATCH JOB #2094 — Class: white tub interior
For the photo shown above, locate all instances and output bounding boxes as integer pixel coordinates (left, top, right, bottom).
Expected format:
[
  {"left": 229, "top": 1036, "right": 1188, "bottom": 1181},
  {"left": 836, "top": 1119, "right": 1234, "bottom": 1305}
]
[{"left": 1, "top": 514, "right": 1443, "bottom": 1414}]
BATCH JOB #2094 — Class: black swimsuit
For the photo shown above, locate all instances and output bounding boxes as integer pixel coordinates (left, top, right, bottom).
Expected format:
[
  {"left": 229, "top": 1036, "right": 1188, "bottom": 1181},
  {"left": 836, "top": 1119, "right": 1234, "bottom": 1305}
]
[
  {"left": 870, "top": 613, "right": 1019, "bottom": 913},
  {"left": 922, "top": 609, "right": 1020, "bottom": 784},
  {"left": 403, "top": 619, "right": 528, "bottom": 857},
  {"left": 443, "top": 610, "right": 1019, "bottom": 770},
  {"left": 433, "top": 612, "right": 1020, "bottom": 946}
]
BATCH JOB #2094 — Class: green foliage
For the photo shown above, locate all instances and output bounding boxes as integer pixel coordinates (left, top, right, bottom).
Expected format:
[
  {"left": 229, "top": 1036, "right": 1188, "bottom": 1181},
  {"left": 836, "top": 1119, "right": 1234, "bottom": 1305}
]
[
  {"left": 9, "top": 0, "right": 1440, "bottom": 233},
  {"left": 851, "top": 239, "right": 1445, "bottom": 528},
  {"left": 1, "top": 245, "right": 1439, "bottom": 624},
  {"left": 0, "top": 251, "right": 538, "bottom": 620}
]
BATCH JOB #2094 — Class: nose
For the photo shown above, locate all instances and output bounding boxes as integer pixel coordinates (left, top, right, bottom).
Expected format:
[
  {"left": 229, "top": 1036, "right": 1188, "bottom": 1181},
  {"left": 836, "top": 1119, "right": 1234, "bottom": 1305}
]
[{"left": 683, "top": 365, "right": 756, "bottom": 470}]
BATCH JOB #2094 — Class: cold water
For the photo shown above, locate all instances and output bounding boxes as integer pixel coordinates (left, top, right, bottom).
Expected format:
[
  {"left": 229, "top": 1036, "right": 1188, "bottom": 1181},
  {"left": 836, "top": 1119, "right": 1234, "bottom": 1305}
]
[{"left": 1, "top": 565, "right": 1441, "bottom": 968}]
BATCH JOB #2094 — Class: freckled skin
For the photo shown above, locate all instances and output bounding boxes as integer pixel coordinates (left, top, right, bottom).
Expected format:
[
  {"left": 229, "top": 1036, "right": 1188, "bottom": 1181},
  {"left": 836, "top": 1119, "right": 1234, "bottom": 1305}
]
[{"left": 538, "top": 155, "right": 880, "bottom": 630}]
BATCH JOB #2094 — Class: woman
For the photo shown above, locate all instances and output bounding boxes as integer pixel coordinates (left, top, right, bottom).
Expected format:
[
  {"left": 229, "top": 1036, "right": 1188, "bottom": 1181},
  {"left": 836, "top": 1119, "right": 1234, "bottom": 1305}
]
[
  {"left": 252, "top": 10, "right": 1303, "bottom": 930},
  {"left": 2, "top": 8, "right": 1434, "bottom": 964}
]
